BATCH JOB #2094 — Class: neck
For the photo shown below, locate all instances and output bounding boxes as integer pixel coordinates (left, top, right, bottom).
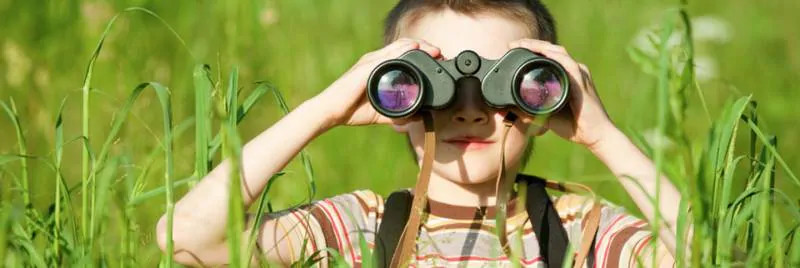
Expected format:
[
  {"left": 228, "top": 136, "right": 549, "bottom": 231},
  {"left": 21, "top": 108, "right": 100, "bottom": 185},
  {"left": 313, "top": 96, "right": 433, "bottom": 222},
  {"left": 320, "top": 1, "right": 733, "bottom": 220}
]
[{"left": 425, "top": 168, "right": 521, "bottom": 207}]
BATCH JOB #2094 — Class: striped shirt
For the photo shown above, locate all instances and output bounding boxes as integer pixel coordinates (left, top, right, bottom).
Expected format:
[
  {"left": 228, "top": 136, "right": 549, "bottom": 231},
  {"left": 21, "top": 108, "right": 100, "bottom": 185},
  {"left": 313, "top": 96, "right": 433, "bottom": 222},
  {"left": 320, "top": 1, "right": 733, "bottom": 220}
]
[{"left": 269, "top": 189, "right": 673, "bottom": 267}]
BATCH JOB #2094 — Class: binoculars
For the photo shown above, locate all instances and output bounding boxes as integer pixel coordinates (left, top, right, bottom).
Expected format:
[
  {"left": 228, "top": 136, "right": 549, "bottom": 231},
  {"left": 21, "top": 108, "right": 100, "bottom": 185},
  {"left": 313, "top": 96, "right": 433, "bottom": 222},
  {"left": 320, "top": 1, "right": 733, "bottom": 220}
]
[{"left": 367, "top": 48, "right": 570, "bottom": 118}]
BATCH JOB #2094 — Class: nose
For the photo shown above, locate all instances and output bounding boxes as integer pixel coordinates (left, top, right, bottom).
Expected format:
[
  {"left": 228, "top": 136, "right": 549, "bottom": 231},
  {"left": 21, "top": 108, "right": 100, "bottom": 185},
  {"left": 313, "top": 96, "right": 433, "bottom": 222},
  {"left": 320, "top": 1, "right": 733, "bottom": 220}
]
[{"left": 451, "top": 77, "right": 489, "bottom": 125}]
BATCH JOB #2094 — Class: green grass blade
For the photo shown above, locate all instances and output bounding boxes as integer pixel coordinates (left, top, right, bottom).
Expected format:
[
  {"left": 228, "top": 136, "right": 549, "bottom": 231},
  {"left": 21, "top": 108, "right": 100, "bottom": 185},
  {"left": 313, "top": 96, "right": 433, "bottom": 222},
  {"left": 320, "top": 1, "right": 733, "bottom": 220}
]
[
  {"left": 715, "top": 155, "right": 748, "bottom": 265},
  {"left": 208, "top": 81, "right": 271, "bottom": 158},
  {"left": 651, "top": 13, "right": 676, "bottom": 267},
  {"left": 741, "top": 117, "right": 799, "bottom": 187},
  {"left": 88, "top": 82, "right": 174, "bottom": 265},
  {"left": 127, "top": 176, "right": 195, "bottom": 206},
  {"left": 755, "top": 137, "right": 777, "bottom": 264},
  {"left": 267, "top": 86, "right": 317, "bottom": 200},
  {"left": 11, "top": 220, "right": 48, "bottom": 267},
  {"left": 0, "top": 204, "right": 11, "bottom": 265},
  {"left": 245, "top": 172, "right": 285, "bottom": 267},
  {"left": 791, "top": 223, "right": 800, "bottom": 266},
  {"left": 78, "top": 8, "right": 192, "bottom": 252},
  {"left": 359, "top": 230, "right": 374, "bottom": 268},
  {"left": 194, "top": 64, "right": 213, "bottom": 184},
  {"left": 89, "top": 157, "right": 120, "bottom": 257},
  {"left": 675, "top": 192, "right": 690, "bottom": 267},
  {"left": 127, "top": 118, "right": 195, "bottom": 206},
  {"left": 226, "top": 66, "right": 239, "bottom": 130},
  {"left": 0, "top": 98, "right": 30, "bottom": 211},
  {"left": 52, "top": 97, "right": 67, "bottom": 262},
  {"left": 223, "top": 66, "right": 245, "bottom": 267}
]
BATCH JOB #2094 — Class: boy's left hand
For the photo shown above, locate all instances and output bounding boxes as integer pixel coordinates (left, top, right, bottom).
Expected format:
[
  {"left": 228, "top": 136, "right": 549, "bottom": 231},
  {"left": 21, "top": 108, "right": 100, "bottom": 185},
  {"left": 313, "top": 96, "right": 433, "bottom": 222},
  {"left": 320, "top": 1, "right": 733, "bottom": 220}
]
[{"left": 509, "top": 39, "right": 616, "bottom": 150}]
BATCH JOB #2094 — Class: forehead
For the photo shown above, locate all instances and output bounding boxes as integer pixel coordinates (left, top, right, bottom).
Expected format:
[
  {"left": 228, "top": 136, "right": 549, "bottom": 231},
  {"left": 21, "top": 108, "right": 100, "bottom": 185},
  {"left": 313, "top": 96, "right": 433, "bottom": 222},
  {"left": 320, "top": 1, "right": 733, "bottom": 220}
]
[{"left": 398, "top": 9, "right": 531, "bottom": 60}]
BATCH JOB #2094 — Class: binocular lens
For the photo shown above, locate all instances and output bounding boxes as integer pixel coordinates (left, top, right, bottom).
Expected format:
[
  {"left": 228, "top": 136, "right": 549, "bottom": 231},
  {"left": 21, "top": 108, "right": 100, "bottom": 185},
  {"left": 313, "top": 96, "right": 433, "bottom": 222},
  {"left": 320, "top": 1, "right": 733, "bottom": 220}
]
[
  {"left": 375, "top": 69, "right": 420, "bottom": 112},
  {"left": 518, "top": 67, "right": 565, "bottom": 112}
]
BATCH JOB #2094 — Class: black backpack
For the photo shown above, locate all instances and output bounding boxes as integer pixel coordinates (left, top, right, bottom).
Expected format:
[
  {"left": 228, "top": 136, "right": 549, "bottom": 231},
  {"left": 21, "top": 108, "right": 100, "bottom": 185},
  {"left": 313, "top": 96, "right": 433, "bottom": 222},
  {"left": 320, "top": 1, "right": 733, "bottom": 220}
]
[{"left": 373, "top": 174, "right": 596, "bottom": 268}]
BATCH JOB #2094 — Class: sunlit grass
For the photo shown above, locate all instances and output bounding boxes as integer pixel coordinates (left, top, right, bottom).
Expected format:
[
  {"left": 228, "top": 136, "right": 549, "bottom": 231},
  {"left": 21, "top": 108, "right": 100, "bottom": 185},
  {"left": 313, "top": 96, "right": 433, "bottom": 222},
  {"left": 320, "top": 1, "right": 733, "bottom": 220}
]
[{"left": 0, "top": 0, "right": 798, "bottom": 267}]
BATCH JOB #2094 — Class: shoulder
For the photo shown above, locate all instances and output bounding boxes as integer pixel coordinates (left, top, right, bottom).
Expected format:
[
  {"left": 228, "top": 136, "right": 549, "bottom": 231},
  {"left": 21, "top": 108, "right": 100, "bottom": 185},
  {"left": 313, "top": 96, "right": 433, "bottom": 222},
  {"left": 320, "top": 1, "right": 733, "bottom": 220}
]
[
  {"left": 551, "top": 193, "right": 596, "bottom": 220},
  {"left": 309, "top": 189, "right": 385, "bottom": 220},
  {"left": 550, "top": 194, "right": 663, "bottom": 267},
  {"left": 286, "top": 189, "right": 385, "bottom": 266},
  {"left": 550, "top": 193, "right": 644, "bottom": 231}
]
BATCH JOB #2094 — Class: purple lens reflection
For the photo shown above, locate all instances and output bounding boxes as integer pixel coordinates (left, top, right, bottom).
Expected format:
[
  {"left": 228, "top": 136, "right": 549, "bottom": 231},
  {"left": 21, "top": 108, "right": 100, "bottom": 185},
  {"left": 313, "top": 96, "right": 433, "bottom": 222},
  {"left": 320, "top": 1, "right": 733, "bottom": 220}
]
[
  {"left": 518, "top": 67, "right": 564, "bottom": 111},
  {"left": 376, "top": 70, "right": 420, "bottom": 112}
]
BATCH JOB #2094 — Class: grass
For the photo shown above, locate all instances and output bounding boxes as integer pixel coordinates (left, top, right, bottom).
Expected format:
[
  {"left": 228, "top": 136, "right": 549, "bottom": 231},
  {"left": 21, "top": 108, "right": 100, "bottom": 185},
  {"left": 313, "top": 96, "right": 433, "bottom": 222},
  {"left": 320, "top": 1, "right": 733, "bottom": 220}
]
[{"left": 0, "top": 0, "right": 799, "bottom": 267}]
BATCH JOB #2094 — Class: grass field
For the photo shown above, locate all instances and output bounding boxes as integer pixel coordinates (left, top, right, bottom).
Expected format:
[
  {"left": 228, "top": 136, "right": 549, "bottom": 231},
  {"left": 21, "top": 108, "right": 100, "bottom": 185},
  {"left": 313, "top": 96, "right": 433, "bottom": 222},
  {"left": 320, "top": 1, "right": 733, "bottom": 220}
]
[{"left": 1, "top": 0, "right": 799, "bottom": 266}]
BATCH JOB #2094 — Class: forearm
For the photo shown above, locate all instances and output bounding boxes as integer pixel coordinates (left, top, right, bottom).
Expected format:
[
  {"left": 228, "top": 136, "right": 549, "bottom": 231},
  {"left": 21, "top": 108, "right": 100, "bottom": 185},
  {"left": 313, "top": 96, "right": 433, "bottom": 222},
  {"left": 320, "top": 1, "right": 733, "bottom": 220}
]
[
  {"left": 589, "top": 125, "right": 683, "bottom": 256},
  {"left": 158, "top": 96, "right": 333, "bottom": 253}
]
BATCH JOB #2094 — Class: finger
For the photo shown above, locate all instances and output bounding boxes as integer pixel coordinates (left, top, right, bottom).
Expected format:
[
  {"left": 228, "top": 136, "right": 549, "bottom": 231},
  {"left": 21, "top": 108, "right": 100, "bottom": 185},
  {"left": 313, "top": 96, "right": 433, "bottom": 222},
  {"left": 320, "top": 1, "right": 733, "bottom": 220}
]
[
  {"left": 533, "top": 50, "right": 583, "bottom": 86},
  {"left": 577, "top": 63, "right": 603, "bottom": 100},
  {"left": 544, "top": 107, "right": 574, "bottom": 131},
  {"left": 415, "top": 39, "right": 442, "bottom": 59},
  {"left": 357, "top": 41, "right": 442, "bottom": 71},
  {"left": 359, "top": 39, "right": 420, "bottom": 64},
  {"left": 381, "top": 38, "right": 440, "bottom": 60},
  {"left": 519, "top": 50, "right": 586, "bottom": 115},
  {"left": 578, "top": 63, "right": 590, "bottom": 76},
  {"left": 350, "top": 40, "right": 442, "bottom": 84},
  {"left": 341, "top": 57, "right": 390, "bottom": 90},
  {"left": 508, "top": 39, "right": 582, "bottom": 83},
  {"left": 509, "top": 39, "right": 566, "bottom": 55}
]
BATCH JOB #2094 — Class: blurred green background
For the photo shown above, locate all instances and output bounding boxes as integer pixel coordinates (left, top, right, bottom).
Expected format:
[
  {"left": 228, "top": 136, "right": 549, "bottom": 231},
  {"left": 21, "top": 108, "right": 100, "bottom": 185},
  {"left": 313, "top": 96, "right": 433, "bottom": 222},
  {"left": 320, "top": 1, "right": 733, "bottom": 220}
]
[{"left": 0, "top": 0, "right": 798, "bottom": 264}]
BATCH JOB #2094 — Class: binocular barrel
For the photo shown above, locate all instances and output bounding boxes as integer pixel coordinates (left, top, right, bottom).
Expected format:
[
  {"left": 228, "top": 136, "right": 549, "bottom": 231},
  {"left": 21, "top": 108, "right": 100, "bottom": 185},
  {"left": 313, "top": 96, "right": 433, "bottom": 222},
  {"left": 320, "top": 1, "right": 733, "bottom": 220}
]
[{"left": 367, "top": 48, "right": 569, "bottom": 118}]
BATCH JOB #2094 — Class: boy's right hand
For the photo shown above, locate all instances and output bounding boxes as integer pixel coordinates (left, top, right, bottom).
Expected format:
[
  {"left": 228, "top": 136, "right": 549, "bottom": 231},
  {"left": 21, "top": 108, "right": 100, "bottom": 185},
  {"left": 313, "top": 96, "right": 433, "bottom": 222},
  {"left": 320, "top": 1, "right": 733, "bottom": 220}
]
[{"left": 309, "top": 38, "right": 441, "bottom": 129}]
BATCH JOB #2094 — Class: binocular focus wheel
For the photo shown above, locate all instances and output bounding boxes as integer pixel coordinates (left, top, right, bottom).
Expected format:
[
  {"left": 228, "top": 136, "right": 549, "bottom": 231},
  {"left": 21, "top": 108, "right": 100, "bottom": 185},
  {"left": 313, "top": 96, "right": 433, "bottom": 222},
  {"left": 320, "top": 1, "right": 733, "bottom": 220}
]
[{"left": 455, "top": 51, "right": 480, "bottom": 75}]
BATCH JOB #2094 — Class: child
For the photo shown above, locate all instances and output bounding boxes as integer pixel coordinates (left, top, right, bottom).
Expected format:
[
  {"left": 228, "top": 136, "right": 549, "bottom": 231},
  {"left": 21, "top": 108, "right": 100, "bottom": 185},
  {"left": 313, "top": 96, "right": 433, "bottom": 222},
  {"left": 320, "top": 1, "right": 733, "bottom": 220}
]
[{"left": 157, "top": 0, "right": 683, "bottom": 267}]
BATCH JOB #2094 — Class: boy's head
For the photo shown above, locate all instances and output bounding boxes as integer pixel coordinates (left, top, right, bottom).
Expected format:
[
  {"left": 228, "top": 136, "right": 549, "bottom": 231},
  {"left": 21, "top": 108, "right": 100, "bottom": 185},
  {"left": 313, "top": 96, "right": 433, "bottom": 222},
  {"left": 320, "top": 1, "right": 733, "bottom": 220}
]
[
  {"left": 383, "top": 0, "right": 558, "bottom": 186},
  {"left": 384, "top": 0, "right": 557, "bottom": 45}
]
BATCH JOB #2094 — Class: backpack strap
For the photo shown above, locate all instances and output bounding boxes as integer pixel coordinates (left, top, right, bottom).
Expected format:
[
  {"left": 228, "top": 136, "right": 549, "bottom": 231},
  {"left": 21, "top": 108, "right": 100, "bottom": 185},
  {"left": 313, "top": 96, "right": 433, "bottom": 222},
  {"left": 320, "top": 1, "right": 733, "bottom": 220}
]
[
  {"left": 519, "top": 174, "right": 570, "bottom": 268},
  {"left": 375, "top": 174, "right": 596, "bottom": 268},
  {"left": 375, "top": 190, "right": 413, "bottom": 268},
  {"left": 523, "top": 175, "right": 600, "bottom": 268}
]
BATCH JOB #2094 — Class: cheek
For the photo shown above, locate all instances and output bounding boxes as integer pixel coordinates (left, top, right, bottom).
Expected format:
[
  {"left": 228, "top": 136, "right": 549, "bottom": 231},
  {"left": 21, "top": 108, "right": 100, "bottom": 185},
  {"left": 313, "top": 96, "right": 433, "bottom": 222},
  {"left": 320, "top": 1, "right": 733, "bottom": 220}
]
[
  {"left": 406, "top": 122, "right": 428, "bottom": 153},
  {"left": 507, "top": 127, "right": 530, "bottom": 153},
  {"left": 501, "top": 122, "right": 533, "bottom": 164},
  {"left": 513, "top": 117, "right": 538, "bottom": 137}
]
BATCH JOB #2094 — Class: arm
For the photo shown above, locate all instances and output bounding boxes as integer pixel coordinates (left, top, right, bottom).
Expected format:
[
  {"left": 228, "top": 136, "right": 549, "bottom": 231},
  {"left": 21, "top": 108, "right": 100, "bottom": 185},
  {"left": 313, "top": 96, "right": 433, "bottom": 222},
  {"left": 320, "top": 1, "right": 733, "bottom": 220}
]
[
  {"left": 155, "top": 98, "right": 332, "bottom": 266},
  {"left": 589, "top": 124, "right": 684, "bottom": 260},
  {"left": 155, "top": 38, "right": 441, "bottom": 266},
  {"left": 508, "top": 39, "right": 687, "bottom": 262}
]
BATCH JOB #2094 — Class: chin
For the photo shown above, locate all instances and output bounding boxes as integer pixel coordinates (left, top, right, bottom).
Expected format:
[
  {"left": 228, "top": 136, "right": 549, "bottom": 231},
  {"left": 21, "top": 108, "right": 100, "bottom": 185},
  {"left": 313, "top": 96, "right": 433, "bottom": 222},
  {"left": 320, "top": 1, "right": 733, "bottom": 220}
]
[
  {"left": 410, "top": 130, "right": 528, "bottom": 185},
  {"left": 433, "top": 164, "right": 498, "bottom": 185},
  {"left": 429, "top": 146, "right": 521, "bottom": 185}
]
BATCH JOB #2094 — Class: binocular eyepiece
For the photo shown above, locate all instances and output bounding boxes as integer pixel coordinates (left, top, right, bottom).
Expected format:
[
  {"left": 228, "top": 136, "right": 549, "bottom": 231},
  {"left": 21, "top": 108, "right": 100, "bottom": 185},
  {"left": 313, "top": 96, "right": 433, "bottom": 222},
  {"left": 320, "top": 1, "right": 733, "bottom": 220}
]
[{"left": 367, "top": 48, "right": 570, "bottom": 118}]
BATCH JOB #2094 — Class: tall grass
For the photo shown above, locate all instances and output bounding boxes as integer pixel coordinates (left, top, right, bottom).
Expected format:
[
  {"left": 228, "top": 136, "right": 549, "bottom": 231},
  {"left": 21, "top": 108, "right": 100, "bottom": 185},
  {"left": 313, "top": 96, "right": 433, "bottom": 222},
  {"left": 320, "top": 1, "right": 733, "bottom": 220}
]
[
  {"left": 624, "top": 3, "right": 800, "bottom": 267},
  {"left": 0, "top": 1, "right": 798, "bottom": 268},
  {"left": 0, "top": 7, "right": 271, "bottom": 267}
]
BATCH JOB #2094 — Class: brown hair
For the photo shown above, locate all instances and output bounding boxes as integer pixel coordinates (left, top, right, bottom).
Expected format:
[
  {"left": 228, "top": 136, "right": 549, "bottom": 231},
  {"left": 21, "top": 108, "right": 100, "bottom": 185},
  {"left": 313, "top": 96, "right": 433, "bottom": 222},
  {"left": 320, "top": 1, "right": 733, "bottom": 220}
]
[
  {"left": 383, "top": 0, "right": 558, "bottom": 45},
  {"left": 384, "top": 0, "right": 555, "bottom": 168}
]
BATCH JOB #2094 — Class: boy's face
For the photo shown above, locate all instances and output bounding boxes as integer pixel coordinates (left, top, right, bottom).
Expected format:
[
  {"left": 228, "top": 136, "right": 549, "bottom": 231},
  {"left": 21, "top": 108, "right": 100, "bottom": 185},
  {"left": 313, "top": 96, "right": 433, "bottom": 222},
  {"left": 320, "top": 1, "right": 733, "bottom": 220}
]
[{"left": 394, "top": 9, "right": 547, "bottom": 185}]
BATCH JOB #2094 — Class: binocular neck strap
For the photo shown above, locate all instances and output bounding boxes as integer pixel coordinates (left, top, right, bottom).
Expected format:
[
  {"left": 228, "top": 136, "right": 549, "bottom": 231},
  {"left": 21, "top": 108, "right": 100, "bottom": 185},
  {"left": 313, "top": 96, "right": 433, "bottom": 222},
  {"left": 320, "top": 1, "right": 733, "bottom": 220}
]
[
  {"left": 494, "top": 112, "right": 519, "bottom": 261},
  {"left": 391, "top": 112, "right": 435, "bottom": 268}
]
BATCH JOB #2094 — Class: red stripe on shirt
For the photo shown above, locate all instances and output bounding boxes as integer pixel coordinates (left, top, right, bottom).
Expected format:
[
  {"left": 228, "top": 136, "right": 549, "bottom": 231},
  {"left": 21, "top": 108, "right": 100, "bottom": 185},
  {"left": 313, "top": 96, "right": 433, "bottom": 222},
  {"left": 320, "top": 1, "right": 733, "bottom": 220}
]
[
  {"left": 414, "top": 253, "right": 544, "bottom": 265},
  {"left": 325, "top": 199, "right": 358, "bottom": 265},
  {"left": 289, "top": 210, "right": 318, "bottom": 253}
]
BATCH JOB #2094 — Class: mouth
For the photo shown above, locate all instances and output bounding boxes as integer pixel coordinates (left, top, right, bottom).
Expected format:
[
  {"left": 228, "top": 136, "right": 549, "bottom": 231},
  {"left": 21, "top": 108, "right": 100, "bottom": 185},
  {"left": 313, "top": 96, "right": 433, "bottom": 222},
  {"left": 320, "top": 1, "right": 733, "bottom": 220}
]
[{"left": 443, "top": 136, "right": 495, "bottom": 151}]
